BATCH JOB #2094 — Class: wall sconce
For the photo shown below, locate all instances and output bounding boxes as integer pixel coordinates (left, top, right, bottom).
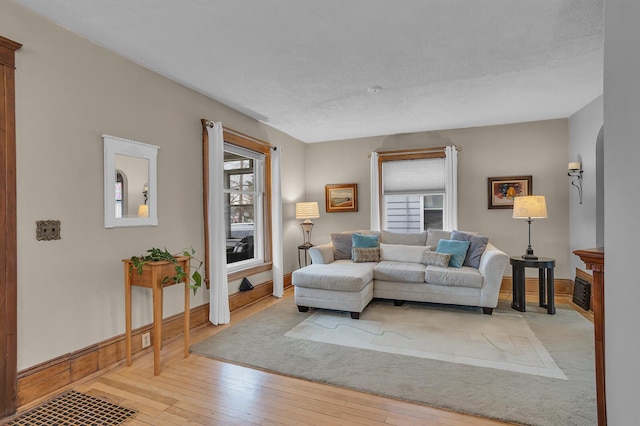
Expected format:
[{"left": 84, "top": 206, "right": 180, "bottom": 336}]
[
  {"left": 568, "top": 162, "right": 583, "bottom": 204},
  {"left": 138, "top": 184, "right": 150, "bottom": 217}
]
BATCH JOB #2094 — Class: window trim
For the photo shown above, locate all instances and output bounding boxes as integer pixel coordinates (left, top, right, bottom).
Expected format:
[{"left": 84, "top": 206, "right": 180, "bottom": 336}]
[
  {"left": 202, "top": 126, "right": 273, "bottom": 289},
  {"left": 376, "top": 148, "right": 447, "bottom": 229},
  {"left": 223, "top": 131, "right": 272, "bottom": 276},
  {"left": 224, "top": 143, "right": 265, "bottom": 271}
]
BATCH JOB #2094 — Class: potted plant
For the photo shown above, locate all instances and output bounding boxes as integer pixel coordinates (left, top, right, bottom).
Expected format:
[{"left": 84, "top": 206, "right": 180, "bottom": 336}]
[{"left": 129, "top": 247, "right": 203, "bottom": 294}]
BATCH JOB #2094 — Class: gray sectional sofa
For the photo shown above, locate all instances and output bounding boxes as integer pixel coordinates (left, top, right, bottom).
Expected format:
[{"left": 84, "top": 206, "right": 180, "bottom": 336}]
[{"left": 292, "top": 229, "right": 509, "bottom": 319}]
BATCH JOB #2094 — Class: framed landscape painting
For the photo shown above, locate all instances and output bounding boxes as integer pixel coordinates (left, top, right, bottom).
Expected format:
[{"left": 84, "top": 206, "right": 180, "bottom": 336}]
[
  {"left": 487, "top": 175, "right": 532, "bottom": 209},
  {"left": 325, "top": 183, "right": 358, "bottom": 213}
]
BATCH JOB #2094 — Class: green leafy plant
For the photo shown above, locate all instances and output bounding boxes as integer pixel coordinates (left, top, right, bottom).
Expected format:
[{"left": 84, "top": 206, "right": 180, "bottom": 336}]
[{"left": 130, "top": 247, "right": 203, "bottom": 295}]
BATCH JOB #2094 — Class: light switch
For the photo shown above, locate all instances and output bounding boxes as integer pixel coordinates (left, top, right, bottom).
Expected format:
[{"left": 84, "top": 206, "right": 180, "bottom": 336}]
[{"left": 36, "top": 220, "right": 61, "bottom": 241}]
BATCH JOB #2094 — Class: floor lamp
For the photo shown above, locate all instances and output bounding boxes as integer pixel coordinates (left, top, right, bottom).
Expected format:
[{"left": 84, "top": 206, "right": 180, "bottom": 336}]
[
  {"left": 512, "top": 195, "right": 547, "bottom": 260},
  {"left": 295, "top": 201, "right": 319, "bottom": 247}
]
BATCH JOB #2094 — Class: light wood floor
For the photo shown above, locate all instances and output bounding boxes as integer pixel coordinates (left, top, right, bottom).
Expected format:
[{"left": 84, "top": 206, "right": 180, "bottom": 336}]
[{"left": 15, "top": 289, "right": 591, "bottom": 425}]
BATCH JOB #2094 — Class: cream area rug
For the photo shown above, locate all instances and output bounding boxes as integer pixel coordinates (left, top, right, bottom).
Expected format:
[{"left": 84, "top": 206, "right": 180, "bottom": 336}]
[
  {"left": 285, "top": 302, "right": 566, "bottom": 379},
  {"left": 191, "top": 297, "right": 596, "bottom": 426}
]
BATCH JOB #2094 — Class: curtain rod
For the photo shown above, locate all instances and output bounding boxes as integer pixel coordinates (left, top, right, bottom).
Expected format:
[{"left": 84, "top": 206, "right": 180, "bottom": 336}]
[
  {"left": 368, "top": 145, "right": 461, "bottom": 158},
  {"left": 203, "top": 120, "right": 277, "bottom": 150}
]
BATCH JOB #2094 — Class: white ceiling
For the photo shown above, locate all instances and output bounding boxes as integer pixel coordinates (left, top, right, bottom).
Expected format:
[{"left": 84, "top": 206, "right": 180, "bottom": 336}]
[{"left": 14, "top": 0, "right": 604, "bottom": 143}]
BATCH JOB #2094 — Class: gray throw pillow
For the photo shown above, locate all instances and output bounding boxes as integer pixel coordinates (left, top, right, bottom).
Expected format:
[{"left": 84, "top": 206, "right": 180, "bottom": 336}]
[
  {"left": 331, "top": 233, "right": 353, "bottom": 260},
  {"left": 425, "top": 229, "right": 452, "bottom": 248},
  {"left": 451, "top": 230, "right": 489, "bottom": 269}
]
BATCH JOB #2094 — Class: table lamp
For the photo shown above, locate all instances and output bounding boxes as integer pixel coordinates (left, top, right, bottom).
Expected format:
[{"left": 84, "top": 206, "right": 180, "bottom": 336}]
[
  {"left": 295, "top": 201, "right": 319, "bottom": 247},
  {"left": 512, "top": 195, "right": 547, "bottom": 259},
  {"left": 137, "top": 204, "right": 149, "bottom": 217}
]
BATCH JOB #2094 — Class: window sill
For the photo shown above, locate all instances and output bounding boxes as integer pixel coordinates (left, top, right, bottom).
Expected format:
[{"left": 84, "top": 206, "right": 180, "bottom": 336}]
[{"left": 227, "top": 262, "right": 273, "bottom": 282}]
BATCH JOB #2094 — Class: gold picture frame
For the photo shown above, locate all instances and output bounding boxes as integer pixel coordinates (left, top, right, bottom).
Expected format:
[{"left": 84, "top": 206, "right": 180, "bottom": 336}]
[
  {"left": 325, "top": 183, "right": 358, "bottom": 213},
  {"left": 487, "top": 175, "right": 532, "bottom": 209}
]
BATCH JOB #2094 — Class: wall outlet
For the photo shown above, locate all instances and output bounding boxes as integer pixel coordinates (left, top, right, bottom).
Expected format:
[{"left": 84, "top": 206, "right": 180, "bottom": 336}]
[{"left": 141, "top": 332, "right": 151, "bottom": 349}]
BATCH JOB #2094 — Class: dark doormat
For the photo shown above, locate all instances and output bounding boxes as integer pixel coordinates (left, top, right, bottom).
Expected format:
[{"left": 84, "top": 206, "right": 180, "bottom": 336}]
[{"left": 5, "top": 390, "right": 137, "bottom": 425}]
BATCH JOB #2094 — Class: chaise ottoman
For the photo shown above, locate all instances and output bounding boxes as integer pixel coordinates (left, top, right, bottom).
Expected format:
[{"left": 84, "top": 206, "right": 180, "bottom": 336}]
[{"left": 292, "top": 261, "right": 375, "bottom": 319}]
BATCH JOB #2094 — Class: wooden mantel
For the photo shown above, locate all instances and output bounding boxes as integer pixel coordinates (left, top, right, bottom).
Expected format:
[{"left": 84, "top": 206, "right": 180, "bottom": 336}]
[{"left": 573, "top": 247, "right": 605, "bottom": 425}]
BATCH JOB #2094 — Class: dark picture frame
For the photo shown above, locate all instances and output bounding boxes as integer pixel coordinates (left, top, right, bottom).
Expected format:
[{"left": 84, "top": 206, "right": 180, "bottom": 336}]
[
  {"left": 325, "top": 183, "right": 358, "bottom": 213},
  {"left": 487, "top": 175, "right": 532, "bottom": 209}
]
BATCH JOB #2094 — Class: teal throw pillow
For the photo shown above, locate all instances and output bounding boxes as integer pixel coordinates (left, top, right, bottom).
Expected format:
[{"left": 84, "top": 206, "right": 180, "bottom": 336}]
[
  {"left": 352, "top": 233, "right": 379, "bottom": 248},
  {"left": 436, "top": 239, "right": 471, "bottom": 268}
]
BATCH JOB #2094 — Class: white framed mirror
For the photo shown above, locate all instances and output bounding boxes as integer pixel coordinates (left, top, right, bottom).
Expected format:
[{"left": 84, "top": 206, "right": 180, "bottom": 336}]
[{"left": 103, "top": 134, "right": 159, "bottom": 228}]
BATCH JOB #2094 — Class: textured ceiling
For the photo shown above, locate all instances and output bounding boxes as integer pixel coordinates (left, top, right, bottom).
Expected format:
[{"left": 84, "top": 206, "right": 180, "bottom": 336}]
[{"left": 14, "top": 0, "right": 604, "bottom": 143}]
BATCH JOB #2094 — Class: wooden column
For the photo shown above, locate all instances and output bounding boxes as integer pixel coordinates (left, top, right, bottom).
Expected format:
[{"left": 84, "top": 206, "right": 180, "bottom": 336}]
[
  {"left": 0, "top": 35, "right": 22, "bottom": 420},
  {"left": 573, "top": 247, "right": 606, "bottom": 425}
]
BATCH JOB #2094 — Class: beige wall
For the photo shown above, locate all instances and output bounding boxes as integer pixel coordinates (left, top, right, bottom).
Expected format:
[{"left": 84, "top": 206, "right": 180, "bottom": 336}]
[
  {"left": 2, "top": 1, "right": 306, "bottom": 370},
  {"left": 306, "top": 120, "right": 570, "bottom": 279}
]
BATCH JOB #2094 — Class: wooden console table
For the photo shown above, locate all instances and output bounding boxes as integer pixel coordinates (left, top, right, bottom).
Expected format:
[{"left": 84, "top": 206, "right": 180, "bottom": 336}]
[
  {"left": 123, "top": 256, "right": 190, "bottom": 376},
  {"left": 573, "top": 247, "right": 605, "bottom": 425}
]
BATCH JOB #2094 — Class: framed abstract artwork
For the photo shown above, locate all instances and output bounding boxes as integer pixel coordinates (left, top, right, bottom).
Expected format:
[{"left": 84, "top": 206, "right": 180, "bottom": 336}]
[
  {"left": 325, "top": 183, "right": 358, "bottom": 213},
  {"left": 487, "top": 175, "right": 532, "bottom": 209}
]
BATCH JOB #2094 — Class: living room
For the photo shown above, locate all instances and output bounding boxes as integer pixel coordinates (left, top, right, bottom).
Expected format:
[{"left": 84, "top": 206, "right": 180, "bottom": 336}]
[{"left": 1, "top": 0, "right": 638, "bottom": 424}]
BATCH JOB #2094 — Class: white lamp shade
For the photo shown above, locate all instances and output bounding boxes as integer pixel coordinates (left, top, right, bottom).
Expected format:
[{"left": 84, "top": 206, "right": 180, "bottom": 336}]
[
  {"left": 138, "top": 204, "right": 149, "bottom": 217},
  {"left": 512, "top": 196, "right": 547, "bottom": 219},
  {"left": 568, "top": 162, "right": 581, "bottom": 171},
  {"left": 296, "top": 201, "right": 319, "bottom": 220}
]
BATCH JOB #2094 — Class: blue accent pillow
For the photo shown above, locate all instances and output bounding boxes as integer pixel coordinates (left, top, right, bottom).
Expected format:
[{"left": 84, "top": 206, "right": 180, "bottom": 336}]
[
  {"left": 451, "top": 230, "right": 489, "bottom": 269},
  {"left": 352, "top": 233, "right": 379, "bottom": 248},
  {"left": 436, "top": 239, "right": 471, "bottom": 268}
]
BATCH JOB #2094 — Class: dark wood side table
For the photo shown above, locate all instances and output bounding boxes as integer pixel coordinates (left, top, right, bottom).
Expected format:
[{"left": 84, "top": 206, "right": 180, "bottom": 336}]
[
  {"left": 510, "top": 256, "right": 556, "bottom": 315},
  {"left": 298, "top": 245, "right": 313, "bottom": 268}
]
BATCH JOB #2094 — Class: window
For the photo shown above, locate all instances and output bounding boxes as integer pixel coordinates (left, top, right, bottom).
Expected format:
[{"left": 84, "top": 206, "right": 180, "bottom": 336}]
[
  {"left": 224, "top": 145, "right": 262, "bottom": 266},
  {"left": 423, "top": 194, "right": 444, "bottom": 229},
  {"left": 376, "top": 149, "right": 457, "bottom": 232},
  {"left": 222, "top": 133, "right": 272, "bottom": 275},
  {"left": 384, "top": 193, "right": 444, "bottom": 232},
  {"left": 115, "top": 171, "right": 125, "bottom": 219}
]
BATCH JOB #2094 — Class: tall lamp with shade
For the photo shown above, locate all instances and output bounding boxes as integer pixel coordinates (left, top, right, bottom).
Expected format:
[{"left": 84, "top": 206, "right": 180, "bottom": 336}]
[
  {"left": 295, "top": 201, "right": 319, "bottom": 247},
  {"left": 513, "top": 195, "right": 547, "bottom": 260}
]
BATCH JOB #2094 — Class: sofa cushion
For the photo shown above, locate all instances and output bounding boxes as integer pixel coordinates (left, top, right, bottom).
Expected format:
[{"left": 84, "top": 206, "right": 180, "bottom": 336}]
[
  {"left": 331, "top": 233, "right": 353, "bottom": 260},
  {"left": 352, "top": 247, "right": 380, "bottom": 263},
  {"left": 292, "top": 262, "right": 375, "bottom": 292},
  {"left": 380, "top": 243, "right": 431, "bottom": 264},
  {"left": 436, "top": 239, "right": 470, "bottom": 268},
  {"left": 451, "top": 230, "right": 489, "bottom": 269},
  {"left": 425, "top": 265, "right": 483, "bottom": 288},
  {"left": 352, "top": 233, "right": 379, "bottom": 248},
  {"left": 374, "top": 261, "right": 426, "bottom": 283},
  {"left": 381, "top": 230, "right": 427, "bottom": 246},
  {"left": 426, "top": 229, "right": 452, "bottom": 248},
  {"left": 422, "top": 251, "right": 452, "bottom": 268}
]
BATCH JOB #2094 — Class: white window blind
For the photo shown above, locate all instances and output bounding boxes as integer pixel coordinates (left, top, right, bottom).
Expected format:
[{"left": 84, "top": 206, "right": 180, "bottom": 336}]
[
  {"left": 383, "top": 158, "right": 445, "bottom": 195},
  {"left": 385, "top": 195, "right": 422, "bottom": 232}
]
